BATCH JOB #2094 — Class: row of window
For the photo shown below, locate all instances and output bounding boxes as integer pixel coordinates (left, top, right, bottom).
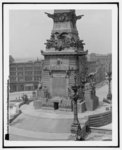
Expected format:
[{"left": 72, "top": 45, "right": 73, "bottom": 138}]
[
  {"left": 10, "top": 66, "right": 42, "bottom": 70},
  {"left": 10, "top": 71, "right": 42, "bottom": 76},
  {"left": 10, "top": 76, "right": 41, "bottom": 82}
]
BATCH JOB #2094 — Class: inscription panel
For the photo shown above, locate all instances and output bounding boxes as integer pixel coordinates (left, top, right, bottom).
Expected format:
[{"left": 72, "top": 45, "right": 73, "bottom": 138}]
[{"left": 52, "top": 76, "right": 66, "bottom": 97}]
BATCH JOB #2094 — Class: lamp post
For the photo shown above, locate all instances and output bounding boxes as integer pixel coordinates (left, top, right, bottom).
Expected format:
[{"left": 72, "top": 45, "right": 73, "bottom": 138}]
[
  {"left": 106, "top": 65, "right": 112, "bottom": 100},
  {"left": 80, "top": 78, "right": 87, "bottom": 102},
  {"left": 70, "top": 75, "right": 82, "bottom": 140},
  {"left": 7, "top": 77, "right": 10, "bottom": 138},
  {"left": 7, "top": 78, "right": 10, "bottom": 103}
]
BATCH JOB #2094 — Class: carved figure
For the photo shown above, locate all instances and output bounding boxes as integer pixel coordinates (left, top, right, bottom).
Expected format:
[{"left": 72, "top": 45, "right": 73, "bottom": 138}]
[
  {"left": 87, "top": 72, "right": 97, "bottom": 95},
  {"left": 38, "top": 81, "right": 43, "bottom": 90},
  {"left": 43, "top": 86, "right": 50, "bottom": 100},
  {"left": 45, "top": 27, "right": 85, "bottom": 50}
]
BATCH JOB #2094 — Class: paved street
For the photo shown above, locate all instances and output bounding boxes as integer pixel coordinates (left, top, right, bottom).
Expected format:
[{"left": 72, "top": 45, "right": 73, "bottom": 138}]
[
  {"left": 10, "top": 113, "right": 72, "bottom": 133},
  {"left": 9, "top": 126, "right": 71, "bottom": 141},
  {"left": 9, "top": 83, "right": 112, "bottom": 141}
]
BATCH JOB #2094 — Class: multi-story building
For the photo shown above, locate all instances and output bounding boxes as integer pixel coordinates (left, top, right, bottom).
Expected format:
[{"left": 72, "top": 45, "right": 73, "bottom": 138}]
[
  {"left": 9, "top": 59, "right": 44, "bottom": 92},
  {"left": 87, "top": 53, "right": 112, "bottom": 83},
  {"left": 87, "top": 61, "right": 96, "bottom": 74}
]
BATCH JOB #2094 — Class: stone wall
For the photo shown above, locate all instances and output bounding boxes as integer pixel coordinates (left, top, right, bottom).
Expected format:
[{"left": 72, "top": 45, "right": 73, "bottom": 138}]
[
  {"left": 84, "top": 83, "right": 99, "bottom": 111},
  {"left": 88, "top": 111, "right": 112, "bottom": 127}
]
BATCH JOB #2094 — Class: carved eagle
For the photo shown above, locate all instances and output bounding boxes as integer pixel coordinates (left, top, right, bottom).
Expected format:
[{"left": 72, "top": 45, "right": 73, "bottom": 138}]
[
  {"left": 45, "top": 12, "right": 54, "bottom": 19},
  {"left": 76, "top": 15, "right": 84, "bottom": 20}
]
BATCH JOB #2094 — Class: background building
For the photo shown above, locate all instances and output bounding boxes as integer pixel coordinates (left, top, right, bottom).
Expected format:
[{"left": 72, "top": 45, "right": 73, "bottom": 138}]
[
  {"left": 87, "top": 53, "right": 112, "bottom": 83},
  {"left": 9, "top": 57, "right": 44, "bottom": 92}
]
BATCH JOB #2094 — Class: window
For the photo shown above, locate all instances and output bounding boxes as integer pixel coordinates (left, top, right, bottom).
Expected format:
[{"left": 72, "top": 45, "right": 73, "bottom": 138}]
[
  {"left": 17, "top": 67, "right": 23, "bottom": 71},
  {"left": 17, "top": 72, "right": 23, "bottom": 76},
  {"left": 10, "top": 72, "right": 16, "bottom": 76},
  {"left": 34, "top": 77, "right": 40, "bottom": 81},
  {"left": 10, "top": 67, "right": 16, "bottom": 71},
  {"left": 10, "top": 77, "right": 16, "bottom": 81},
  {"left": 34, "top": 71, "right": 41, "bottom": 75},
  {"left": 25, "top": 67, "right": 33, "bottom": 70},
  {"left": 25, "top": 76, "right": 32, "bottom": 81},
  {"left": 25, "top": 71, "right": 33, "bottom": 75},
  {"left": 18, "top": 77, "right": 24, "bottom": 82},
  {"left": 34, "top": 67, "right": 40, "bottom": 71}
]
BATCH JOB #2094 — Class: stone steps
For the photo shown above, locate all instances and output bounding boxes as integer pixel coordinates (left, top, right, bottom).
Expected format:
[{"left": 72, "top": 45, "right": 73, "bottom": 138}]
[{"left": 88, "top": 111, "right": 112, "bottom": 127}]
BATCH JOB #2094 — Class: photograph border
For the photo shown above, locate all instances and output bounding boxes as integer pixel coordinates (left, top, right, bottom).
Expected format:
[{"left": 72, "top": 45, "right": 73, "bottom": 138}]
[{"left": 2, "top": 2, "right": 119, "bottom": 148}]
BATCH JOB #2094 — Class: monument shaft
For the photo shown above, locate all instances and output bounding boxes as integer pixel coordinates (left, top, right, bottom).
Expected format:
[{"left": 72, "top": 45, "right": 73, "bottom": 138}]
[{"left": 41, "top": 10, "right": 87, "bottom": 100}]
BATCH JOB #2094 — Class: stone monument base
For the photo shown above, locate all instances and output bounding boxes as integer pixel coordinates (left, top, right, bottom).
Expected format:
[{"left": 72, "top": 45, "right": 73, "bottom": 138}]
[
  {"left": 85, "top": 95, "right": 99, "bottom": 111},
  {"left": 33, "top": 100, "right": 42, "bottom": 109},
  {"left": 84, "top": 83, "right": 99, "bottom": 111},
  {"left": 70, "top": 122, "right": 86, "bottom": 140},
  {"left": 78, "top": 101, "right": 86, "bottom": 113}
]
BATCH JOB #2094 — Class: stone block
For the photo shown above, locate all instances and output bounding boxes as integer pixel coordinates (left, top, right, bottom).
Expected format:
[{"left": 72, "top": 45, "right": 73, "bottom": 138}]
[
  {"left": 33, "top": 100, "right": 42, "bottom": 109},
  {"left": 84, "top": 84, "right": 99, "bottom": 111},
  {"left": 37, "top": 89, "right": 44, "bottom": 98},
  {"left": 77, "top": 101, "right": 86, "bottom": 113},
  {"left": 85, "top": 94, "right": 99, "bottom": 111}
]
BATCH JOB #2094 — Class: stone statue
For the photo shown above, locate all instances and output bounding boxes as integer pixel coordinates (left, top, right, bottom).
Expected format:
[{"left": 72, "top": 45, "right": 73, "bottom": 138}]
[
  {"left": 43, "top": 86, "right": 50, "bottom": 101},
  {"left": 68, "top": 86, "right": 74, "bottom": 111},
  {"left": 45, "top": 31, "right": 85, "bottom": 51},
  {"left": 38, "top": 81, "right": 43, "bottom": 90},
  {"left": 87, "top": 72, "right": 97, "bottom": 95}
]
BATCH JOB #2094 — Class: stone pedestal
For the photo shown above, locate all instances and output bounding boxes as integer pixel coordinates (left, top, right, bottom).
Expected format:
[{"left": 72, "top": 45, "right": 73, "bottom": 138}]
[
  {"left": 107, "top": 93, "right": 112, "bottom": 100},
  {"left": 33, "top": 100, "right": 42, "bottom": 109},
  {"left": 32, "top": 91, "right": 37, "bottom": 100},
  {"left": 77, "top": 101, "right": 86, "bottom": 113},
  {"left": 70, "top": 122, "right": 82, "bottom": 140},
  {"left": 36, "top": 10, "right": 89, "bottom": 112},
  {"left": 37, "top": 89, "right": 45, "bottom": 98},
  {"left": 84, "top": 83, "right": 99, "bottom": 111}
]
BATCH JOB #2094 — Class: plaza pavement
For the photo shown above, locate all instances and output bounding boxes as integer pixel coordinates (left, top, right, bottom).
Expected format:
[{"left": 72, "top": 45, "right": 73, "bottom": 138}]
[
  {"left": 9, "top": 84, "right": 112, "bottom": 141},
  {"left": 9, "top": 126, "right": 71, "bottom": 141}
]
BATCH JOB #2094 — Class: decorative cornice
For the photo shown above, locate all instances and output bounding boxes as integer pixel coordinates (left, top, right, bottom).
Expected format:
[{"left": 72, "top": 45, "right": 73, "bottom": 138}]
[
  {"left": 41, "top": 50, "right": 88, "bottom": 56},
  {"left": 45, "top": 11, "right": 84, "bottom": 24}
]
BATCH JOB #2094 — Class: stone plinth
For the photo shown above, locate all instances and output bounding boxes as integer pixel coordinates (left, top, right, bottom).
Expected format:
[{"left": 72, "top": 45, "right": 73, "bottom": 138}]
[
  {"left": 77, "top": 101, "right": 86, "bottom": 113},
  {"left": 37, "top": 89, "right": 45, "bottom": 98},
  {"left": 33, "top": 100, "right": 42, "bottom": 109},
  {"left": 84, "top": 83, "right": 99, "bottom": 111}
]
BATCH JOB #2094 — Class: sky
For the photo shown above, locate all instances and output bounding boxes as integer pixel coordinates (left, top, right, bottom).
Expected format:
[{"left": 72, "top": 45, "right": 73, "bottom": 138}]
[{"left": 9, "top": 9, "right": 112, "bottom": 59}]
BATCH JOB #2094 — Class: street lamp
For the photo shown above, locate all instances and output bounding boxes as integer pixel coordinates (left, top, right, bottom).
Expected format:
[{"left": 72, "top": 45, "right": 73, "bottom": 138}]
[
  {"left": 80, "top": 78, "right": 87, "bottom": 102},
  {"left": 7, "top": 77, "right": 10, "bottom": 139},
  {"left": 70, "top": 75, "right": 82, "bottom": 140},
  {"left": 106, "top": 64, "right": 112, "bottom": 100}
]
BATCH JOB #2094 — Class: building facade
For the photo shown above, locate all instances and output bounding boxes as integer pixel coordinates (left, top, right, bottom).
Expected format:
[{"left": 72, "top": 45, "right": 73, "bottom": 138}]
[
  {"left": 9, "top": 60, "right": 44, "bottom": 92},
  {"left": 87, "top": 53, "right": 112, "bottom": 83}
]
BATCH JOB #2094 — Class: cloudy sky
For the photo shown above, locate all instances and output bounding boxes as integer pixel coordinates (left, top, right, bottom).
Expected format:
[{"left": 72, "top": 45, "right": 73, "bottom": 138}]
[{"left": 9, "top": 9, "right": 112, "bottom": 59}]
